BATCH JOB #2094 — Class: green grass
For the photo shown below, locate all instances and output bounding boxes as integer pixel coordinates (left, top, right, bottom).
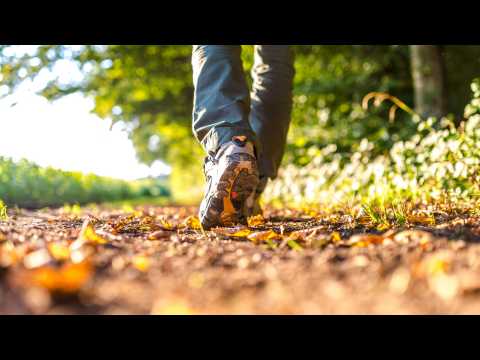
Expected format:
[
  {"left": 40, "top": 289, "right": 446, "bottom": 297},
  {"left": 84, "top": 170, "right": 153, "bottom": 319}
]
[
  {"left": 0, "top": 200, "right": 8, "bottom": 221},
  {"left": 0, "top": 157, "right": 171, "bottom": 209}
]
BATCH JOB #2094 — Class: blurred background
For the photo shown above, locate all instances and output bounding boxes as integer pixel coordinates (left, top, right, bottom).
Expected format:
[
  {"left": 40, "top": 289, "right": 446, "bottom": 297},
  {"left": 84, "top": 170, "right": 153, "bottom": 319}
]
[{"left": 1, "top": 45, "right": 480, "bottom": 209}]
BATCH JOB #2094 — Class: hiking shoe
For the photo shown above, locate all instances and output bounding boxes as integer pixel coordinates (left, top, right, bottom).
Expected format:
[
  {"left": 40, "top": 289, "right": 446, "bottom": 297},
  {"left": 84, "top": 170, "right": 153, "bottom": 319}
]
[
  {"left": 245, "top": 176, "right": 268, "bottom": 217},
  {"left": 199, "top": 137, "right": 260, "bottom": 229}
]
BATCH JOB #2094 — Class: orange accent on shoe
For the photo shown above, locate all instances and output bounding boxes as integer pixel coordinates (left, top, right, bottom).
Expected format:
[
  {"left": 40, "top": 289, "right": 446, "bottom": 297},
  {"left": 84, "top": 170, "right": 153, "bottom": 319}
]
[{"left": 232, "top": 136, "right": 247, "bottom": 142}]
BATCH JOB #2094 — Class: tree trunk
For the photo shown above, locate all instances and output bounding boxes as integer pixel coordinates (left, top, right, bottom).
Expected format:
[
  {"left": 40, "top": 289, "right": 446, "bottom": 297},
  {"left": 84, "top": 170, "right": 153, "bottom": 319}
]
[{"left": 410, "top": 45, "right": 447, "bottom": 118}]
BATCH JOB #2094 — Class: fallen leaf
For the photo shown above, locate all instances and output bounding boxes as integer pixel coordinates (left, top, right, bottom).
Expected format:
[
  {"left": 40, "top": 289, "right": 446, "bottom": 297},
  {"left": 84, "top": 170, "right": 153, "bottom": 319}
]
[
  {"left": 16, "top": 261, "right": 93, "bottom": 294},
  {"left": 109, "top": 214, "right": 136, "bottom": 234},
  {"left": 247, "top": 214, "right": 265, "bottom": 227},
  {"left": 78, "top": 219, "right": 108, "bottom": 245},
  {"left": 213, "top": 226, "right": 251, "bottom": 237},
  {"left": 348, "top": 233, "right": 385, "bottom": 247},
  {"left": 247, "top": 230, "right": 281, "bottom": 243},
  {"left": 287, "top": 226, "right": 329, "bottom": 247},
  {"left": 182, "top": 216, "right": 202, "bottom": 230},
  {"left": 47, "top": 243, "right": 71, "bottom": 261},
  {"left": 376, "top": 223, "right": 391, "bottom": 231},
  {"left": 132, "top": 255, "right": 151, "bottom": 272},
  {"left": 357, "top": 216, "right": 372, "bottom": 225},
  {"left": 331, "top": 231, "right": 342, "bottom": 243},
  {"left": 148, "top": 230, "right": 172, "bottom": 240},
  {"left": 158, "top": 218, "right": 174, "bottom": 230},
  {"left": 138, "top": 216, "right": 161, "bottom": 232},
  {"left": 287, "top": 239, "right": 303, "bottom": 251},
  {"left": 407, "top": 214, "right": 435, "bottom": 225}
]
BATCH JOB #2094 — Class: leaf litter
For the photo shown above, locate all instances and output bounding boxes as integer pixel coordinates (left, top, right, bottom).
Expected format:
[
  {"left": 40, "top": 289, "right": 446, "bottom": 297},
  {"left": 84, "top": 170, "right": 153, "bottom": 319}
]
[{"left": 1, "top": 203, "right": 480, "bottom": 314}]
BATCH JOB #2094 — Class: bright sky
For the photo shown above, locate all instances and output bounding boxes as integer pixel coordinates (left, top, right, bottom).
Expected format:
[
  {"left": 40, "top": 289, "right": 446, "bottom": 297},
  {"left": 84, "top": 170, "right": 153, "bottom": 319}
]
[{"left": 0, "top": 47, "right": 171, "bottom": 181}]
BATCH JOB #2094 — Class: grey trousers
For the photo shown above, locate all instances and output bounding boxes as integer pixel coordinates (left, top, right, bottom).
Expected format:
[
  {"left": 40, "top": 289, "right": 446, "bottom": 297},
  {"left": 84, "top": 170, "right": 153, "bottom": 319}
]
[{"left": 192, "top": 45, "right": 295, "bottom": 180}]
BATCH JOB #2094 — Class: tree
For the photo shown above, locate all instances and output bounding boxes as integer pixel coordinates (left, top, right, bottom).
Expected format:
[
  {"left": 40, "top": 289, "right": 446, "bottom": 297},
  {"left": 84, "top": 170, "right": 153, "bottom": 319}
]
[
  {"left": 410, "top": 45, "right": 447, "bottom": 119},
  {"left": 2, "top": 45, "right": 479, "bottom": 199}
]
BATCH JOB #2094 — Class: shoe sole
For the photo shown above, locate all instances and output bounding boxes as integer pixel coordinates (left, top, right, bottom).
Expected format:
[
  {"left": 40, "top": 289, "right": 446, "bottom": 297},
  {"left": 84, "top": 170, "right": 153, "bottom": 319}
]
[{"left": 201, "top": 154, "right": 259, "bottom": 229}]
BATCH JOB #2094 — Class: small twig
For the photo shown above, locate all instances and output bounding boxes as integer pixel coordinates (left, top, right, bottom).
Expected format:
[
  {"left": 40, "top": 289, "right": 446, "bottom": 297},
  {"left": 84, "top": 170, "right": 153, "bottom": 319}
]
[{"left": 362, "top": 92, "right": 421, "bottom": 122}]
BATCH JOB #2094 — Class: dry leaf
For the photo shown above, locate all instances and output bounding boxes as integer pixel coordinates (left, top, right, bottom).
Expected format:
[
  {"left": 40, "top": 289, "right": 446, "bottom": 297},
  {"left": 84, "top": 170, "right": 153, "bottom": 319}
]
[
  {"left": 138, "top": 216, "right": 161, "bottom": 232},
  {"left": 247, "top": 214, "right": 265, "bottom": 227},
  {"left": 159, "top": 218, "right": 174, "bottom": 230},
  {"left": 17, "top": 261, "right": 93, "bottom": 294},
  {"left": 230, "top": 228, "right": 252, "bottom": 237},
  {"left": 109, "top": 214, "right": 136, "bottom": 234},
  {"left": 348, "top": 233, "right": 385, "bottom": 247},
  {"left": 182, "top": 216, "right": 202, "bottom": 230},
  {"left": 132, "top": 255, "right": 151, "bottom": 272},
  {"left": 214, "top": 227, "right": 252, "bottom": 238},
  {"left": 247, "top": 230, "right": 281, "bottom": 243},
  {"left": 78, "top": 219, "right": 108, "bottom": 245},
  {"left": 47, "top": 243, "right": 71, "bottom": 261},
  {"left": 331, "top": 231, "right": 342, "bottom": 243},
  {"left": 287, "top": 239, "right": 303, "bottom": 251},
  {"left": 148, "top": 230, "right": 172, "bottom": 240},
  {"left": 407, "top": 214, "right": 435, "bottom": 225}
]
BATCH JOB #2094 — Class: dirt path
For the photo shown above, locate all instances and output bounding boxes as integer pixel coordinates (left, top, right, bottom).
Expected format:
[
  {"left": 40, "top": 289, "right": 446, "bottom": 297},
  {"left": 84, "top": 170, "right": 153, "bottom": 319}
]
[{"left": 2, "top": 205, "right": 480, "bottom": 314}]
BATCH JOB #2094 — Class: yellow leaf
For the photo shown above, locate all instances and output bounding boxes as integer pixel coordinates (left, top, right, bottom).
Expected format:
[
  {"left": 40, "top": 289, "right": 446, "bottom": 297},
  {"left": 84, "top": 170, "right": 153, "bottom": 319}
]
[
  {"left": 376, "top": 223, "right": 391, "bottom": 231},
  {"left": 348, "top": 233, "right": 385, "bottom": 247},
  {"left": 331, "top": 231, "right": 342, "bottom": 243},
  {"left": 151, "top": 297, "right": 196, "bottom": 315},
  {"left": 247, "top": 214, "right": 265, "bottom": 227},
  {"left": 407, "top": 214, "right": 435, "bottom": 225},
  {"left": 247, "top": 230, "right": 281, "bottom": 243},
  {"left": 231, "top": 228, "right": 252, "bottom": 237},
  {"left": 287, "top": 239, "right": 303, "bottom": 251},
  {"left": 159, "top": 218, "right": 174, "bottom": 230},
  {"left": 132, "top": 255, "right": 150, "bottom": 272},
  {"left": 18, "top": 261, "right": 93, "bottom": 294},
  {"left": 357, "top": 216, "right": 372, "bottom": 225},
  {"left": 78, "top": 220, "right": 108, "bottom": 245},
  {"left": 182, "top": 216, "right": 202, "bottom": 230},
  {"left": 47, "top": 243, "right": 71, "bottom": 261},
  {"left": 214, "top": 227, "right": 251, "bottom": 237}
]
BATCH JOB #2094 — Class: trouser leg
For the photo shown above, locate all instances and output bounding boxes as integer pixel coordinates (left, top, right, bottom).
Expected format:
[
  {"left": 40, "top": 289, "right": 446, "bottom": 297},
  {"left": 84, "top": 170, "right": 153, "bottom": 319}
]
[
  {"left": 249, "top": 45, "right": 295, "bottom": 181},
  {"left": 192, "top": 45, "right": 258, "bottom": 156}
]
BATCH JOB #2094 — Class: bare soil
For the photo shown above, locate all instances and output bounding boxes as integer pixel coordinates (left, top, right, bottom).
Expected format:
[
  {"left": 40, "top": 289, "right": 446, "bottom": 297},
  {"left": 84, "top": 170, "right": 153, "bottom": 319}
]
[{"left": 2, "top": 205, "right": 480, "bottom": 314}]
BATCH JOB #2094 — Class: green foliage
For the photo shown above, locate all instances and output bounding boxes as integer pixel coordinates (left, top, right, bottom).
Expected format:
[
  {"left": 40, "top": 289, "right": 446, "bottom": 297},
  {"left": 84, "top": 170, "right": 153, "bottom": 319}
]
[
  {"left": 2, "top": 45, "right": 480, "bottom": 200},
  {"left": 0, "top": 200, "right": 8, "bottom": 220},
  {"left": 264, "top": 80, "right": 480, "bottom": 209},
  {"left": 0, "top": 157, "right": 170, "bottom": 208},
  {"left": 287, "top": 45, "right": 415, "bottom": 166}
]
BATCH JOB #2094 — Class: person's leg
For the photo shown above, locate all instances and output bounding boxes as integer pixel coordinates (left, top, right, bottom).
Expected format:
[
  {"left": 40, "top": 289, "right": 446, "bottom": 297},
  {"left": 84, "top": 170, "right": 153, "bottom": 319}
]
[
  {"left": 192, "top": 45, "right": 260, "bottom": 228},
  {"left": 249, "top": 45, "right": 295, "bottom": 193},
  {"left": 192, "top": 45, "right": 258, "bottom": 156}
]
